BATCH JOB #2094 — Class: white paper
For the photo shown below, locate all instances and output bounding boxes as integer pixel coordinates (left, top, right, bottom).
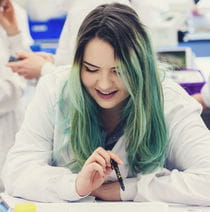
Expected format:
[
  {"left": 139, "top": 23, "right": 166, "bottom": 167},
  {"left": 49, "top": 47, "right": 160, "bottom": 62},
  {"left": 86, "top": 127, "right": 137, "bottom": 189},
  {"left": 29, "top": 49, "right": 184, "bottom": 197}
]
[
  {"left": 1, "top": 193, "right": 168, "bottom": 212},
  {"left": 37, "top": 202, "right": 168, "bottom": 212}
]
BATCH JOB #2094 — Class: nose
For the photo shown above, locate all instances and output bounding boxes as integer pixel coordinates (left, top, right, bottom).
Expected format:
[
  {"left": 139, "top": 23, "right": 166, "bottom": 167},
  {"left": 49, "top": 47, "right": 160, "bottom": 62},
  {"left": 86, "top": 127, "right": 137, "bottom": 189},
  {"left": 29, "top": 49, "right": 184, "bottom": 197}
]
[{"left": 97, "top": 71, "right": 113, "bottom": 91}]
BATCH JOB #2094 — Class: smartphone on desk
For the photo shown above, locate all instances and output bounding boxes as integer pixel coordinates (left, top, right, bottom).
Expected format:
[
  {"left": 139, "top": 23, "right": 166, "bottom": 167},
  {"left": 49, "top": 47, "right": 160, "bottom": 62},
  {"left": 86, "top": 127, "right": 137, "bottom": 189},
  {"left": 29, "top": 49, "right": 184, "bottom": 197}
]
[{"left": 8, "top": 56, "right": 22, "bottom": 62}]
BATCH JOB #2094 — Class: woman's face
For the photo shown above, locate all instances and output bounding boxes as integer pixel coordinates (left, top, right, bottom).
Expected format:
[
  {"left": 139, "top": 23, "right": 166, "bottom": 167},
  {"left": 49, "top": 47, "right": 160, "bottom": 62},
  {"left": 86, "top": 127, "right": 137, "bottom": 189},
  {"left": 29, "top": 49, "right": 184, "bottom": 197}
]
[
  {"left": 0, "top": 0, "right": 7, "bottom": 7},
  {"left": 81, "top": 38, "right": 129, "bottom": 111},
  {"left": 0, "top": 0, "right": 7, "bottom": 11}
]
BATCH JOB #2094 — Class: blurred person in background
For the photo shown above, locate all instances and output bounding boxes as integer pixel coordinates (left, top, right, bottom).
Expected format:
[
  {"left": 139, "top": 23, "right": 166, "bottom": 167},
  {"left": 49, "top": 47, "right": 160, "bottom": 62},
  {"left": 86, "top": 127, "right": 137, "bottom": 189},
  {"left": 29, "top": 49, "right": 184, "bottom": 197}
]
[
  {"left": 7, "top": 0, "right": 195, "bottom": 79},
  {"left": 0, "top": 0, "right": 32, "bottom": 192},
  {"left": 0, "top": 0, "right": 32, "bottom": 65},
  {"left": 7, "top": 0, "right": 131, "bottom": 79}
]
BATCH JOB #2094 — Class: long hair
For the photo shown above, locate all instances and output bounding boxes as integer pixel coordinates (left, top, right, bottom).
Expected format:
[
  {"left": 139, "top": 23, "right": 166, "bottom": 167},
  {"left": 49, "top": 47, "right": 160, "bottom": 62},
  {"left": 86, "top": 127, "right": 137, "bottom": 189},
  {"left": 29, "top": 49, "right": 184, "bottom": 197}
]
[{"left": 58, "top": 3, "right": 168, "bottom": 174}]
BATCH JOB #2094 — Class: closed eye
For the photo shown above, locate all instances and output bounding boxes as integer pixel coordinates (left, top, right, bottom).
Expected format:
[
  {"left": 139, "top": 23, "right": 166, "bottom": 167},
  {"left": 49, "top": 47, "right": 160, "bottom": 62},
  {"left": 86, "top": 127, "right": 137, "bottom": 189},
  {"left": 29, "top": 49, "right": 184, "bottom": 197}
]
[
  {"left": 113, "top": 69, "right": 121, "bottom": 75},
  {"left": 84, "top": 65, "right": 98, "bottom": 73}
]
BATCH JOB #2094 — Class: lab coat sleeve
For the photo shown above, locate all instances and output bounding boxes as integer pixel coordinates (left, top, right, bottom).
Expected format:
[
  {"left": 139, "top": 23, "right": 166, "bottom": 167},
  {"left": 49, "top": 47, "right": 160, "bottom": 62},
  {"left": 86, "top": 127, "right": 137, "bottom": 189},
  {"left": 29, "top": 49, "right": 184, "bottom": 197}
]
[
  {"left": 40, "top": 62, "right": 57, "bottom": 76},
  {"left": 8, "top": 33, "right": 30, "bottom": 57},
  {"left": 121, "top": 81, "right": 210, "bottom": 206},
  {"left": 1, "top": 72, "right": 82, "bottom": 202},
  {"left": 40, "top": 62, "right": 71, "bottom": 77},
  {"left": 7, "top": 2, "right": 33, "bottom": 57},
  {"left": 0, "top": 68, "right": 23, "bottom": 115}
]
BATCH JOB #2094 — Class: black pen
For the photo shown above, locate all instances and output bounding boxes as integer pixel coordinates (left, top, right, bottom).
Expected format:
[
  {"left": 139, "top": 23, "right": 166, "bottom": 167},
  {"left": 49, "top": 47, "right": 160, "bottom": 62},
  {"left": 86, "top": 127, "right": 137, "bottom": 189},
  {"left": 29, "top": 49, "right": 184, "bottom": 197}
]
[{"left": 110, "top": 159, "right": 125, "bottom": 191}]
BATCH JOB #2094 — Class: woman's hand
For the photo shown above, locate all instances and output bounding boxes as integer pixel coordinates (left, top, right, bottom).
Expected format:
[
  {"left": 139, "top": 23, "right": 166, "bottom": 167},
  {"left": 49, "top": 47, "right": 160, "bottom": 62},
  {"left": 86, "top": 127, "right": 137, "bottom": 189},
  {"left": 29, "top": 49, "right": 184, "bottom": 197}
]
[
  {"left": 0, "top": 0, "right": 19, "bottom": 36},
  {"left": 76, "top": 147, "right": 123, "bottom": 197},
  {"left": 7, "top": 52, "right": 49, "bottom": 79},
  {"left": 91, "top": 181, "right": 121, "bottom": 201}
]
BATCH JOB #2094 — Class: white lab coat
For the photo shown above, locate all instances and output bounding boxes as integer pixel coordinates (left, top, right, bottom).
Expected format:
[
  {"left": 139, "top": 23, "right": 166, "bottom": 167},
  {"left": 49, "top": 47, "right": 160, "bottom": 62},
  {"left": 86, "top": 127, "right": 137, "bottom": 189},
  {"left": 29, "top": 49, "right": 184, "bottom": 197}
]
[
  {"left": 2, "top": 69, "right": 210, "bottom": 205},
  {"left": 0, "top": 1, "right": 32, "bottom": 65},
  {"left": 0, "top": 64, "right": 23, "bottom": 192},
  {"left": 0, "top": 1, "right": 33, "bottom": 192}
]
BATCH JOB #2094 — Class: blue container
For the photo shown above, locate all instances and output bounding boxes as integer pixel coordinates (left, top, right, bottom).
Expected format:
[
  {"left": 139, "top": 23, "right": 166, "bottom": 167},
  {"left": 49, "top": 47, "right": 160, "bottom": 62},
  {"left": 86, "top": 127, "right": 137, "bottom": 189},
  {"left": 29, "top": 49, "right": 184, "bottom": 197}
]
[{"left": 28, "top": 16, "right": 66, "bottom": 40}]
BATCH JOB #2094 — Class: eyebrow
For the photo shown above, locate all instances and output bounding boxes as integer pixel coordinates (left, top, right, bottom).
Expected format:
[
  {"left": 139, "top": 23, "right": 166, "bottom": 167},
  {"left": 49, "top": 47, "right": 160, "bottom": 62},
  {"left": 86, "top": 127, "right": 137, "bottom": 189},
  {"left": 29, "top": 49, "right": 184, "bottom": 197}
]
[
  {"left": 83, "top": 61, "right": 117, "bottom": 70},
  {"left": 83, "top": 61, "right": 100, "bottom": 68}
]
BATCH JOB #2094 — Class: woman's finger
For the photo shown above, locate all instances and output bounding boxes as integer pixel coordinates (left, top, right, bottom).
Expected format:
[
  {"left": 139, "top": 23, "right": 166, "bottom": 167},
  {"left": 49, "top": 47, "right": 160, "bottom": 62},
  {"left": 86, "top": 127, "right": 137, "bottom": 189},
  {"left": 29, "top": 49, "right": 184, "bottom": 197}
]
[
  {"left": 86, "top": 153, "right": 107, "bottom": 168},
  {"left": 94, "top": 147, "right": 111, "bottom": 167},
  {"left": 104, "top": 167, "right": 113, "bottom": 175},
  {"left": 107, "top": 151, "right": 123, "bottom": 165},
  {"left": 88, "top": 162, "right": 105, "bottom": 178}
]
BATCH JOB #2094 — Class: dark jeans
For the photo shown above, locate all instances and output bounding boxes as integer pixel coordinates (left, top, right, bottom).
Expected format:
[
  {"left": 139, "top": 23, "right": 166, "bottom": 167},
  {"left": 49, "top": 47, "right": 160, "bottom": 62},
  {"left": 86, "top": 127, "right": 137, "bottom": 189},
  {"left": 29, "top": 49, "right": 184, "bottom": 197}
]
[{"left": 201, "top": 108, "right": 210, "bottom": 130}]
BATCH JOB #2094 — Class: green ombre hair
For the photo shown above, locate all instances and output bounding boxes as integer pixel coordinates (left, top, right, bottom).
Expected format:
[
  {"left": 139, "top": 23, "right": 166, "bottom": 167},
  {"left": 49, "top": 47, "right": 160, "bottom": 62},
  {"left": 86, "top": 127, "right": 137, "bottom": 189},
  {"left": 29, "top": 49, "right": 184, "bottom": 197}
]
[{"left": 59, "top": 3, "right": 168, "bottom": 174}]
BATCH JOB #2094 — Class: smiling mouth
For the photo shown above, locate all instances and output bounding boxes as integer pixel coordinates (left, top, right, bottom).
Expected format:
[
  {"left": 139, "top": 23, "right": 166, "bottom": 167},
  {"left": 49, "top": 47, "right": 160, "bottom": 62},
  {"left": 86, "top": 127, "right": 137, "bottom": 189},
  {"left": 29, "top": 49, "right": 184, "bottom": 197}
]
[{"left": 96, "top": 89, "right": 117, "bottom": 99}]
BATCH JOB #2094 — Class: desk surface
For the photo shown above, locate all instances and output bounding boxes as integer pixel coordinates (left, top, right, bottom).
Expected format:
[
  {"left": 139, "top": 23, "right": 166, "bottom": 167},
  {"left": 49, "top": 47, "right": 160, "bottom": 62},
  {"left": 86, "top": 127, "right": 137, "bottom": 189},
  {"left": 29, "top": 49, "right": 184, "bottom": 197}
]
[{"left": 1, "top": 193, "right": 210, "bottom": 212}]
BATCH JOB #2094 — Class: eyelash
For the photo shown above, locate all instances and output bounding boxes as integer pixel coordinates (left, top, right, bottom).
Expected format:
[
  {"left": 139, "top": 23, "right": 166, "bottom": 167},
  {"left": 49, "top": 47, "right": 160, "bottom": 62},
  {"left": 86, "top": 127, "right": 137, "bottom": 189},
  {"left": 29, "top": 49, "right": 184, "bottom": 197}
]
[
  {"left": 83, "top": 66, "right": 120, "bottom": 75},
  {"left": 84, "top": 66, "right": 98, "bottom": 73}
]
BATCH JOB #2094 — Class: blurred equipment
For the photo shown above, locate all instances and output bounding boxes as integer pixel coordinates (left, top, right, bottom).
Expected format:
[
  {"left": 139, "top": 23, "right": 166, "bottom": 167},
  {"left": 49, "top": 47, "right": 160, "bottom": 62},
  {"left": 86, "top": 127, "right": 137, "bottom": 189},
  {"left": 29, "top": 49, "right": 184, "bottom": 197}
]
[
  {"left": 184, "top": 0, "right": 210, "bottom": 41},
  {"left": 157, "top": 47, "right": 205, "bottom": 95},
  {"left": 132, "top": 0, "right": 195, "bottom": 47}
]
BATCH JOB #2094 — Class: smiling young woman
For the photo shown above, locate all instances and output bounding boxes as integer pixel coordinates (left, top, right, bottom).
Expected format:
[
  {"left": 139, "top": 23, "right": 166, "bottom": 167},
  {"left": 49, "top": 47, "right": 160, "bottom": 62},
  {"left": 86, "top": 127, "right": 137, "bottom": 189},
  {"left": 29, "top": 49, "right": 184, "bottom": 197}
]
[
  {"left": 2, "top": 3, "right": 210, "bottom": 205},
  {"left": 81, "top": 38, "right": 129, "bottom": 112}
]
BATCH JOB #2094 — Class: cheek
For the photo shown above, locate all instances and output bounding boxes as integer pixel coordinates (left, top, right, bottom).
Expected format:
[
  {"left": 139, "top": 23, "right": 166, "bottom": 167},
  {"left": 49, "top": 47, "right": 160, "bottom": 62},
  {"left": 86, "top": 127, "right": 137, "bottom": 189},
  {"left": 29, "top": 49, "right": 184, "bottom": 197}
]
[
  {"left": 118, "top": 82, "right": 130, "bottom": 98},
  {"left": 117, "top": 80, "right": 128, "bottom": 93},
  {"left": 81, "top": 72, "right": 95, "bottom": 89}
]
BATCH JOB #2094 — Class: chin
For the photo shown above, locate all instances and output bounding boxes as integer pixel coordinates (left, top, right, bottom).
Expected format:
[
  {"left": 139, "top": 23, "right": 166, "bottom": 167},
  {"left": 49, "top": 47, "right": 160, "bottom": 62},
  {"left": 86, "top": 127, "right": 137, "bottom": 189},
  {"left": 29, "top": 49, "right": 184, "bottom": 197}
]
[
  {"left": 97, "top": 103, "right": 116, "bottom": 110},
  {"left": 99, "top": 105, "right": 114, "bottom": 110}
]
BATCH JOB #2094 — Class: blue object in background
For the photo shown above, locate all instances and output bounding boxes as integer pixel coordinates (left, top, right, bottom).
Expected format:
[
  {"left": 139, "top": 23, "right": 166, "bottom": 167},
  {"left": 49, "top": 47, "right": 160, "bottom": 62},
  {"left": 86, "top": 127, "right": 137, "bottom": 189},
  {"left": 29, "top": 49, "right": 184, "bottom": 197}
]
[
  {"left": 29, "top": 16, "right": 66, "bottom": 54},
  {"left": 28, "top": 15, "right": 66, "bottom": 40},
  {"left": 179, "top": 40, "right": 210, "bottom": 57},
  {"left": 39, "top": 48, "right": 56, "bottom": 54},
  {"left": 30, "top": 43, "right": 41, "bottom": 52},
  {"left": 0, "top": 199, "right": 9, "bottom": 212},
  {"left": 30, "top": 44, "right": 57, "bottom": 54}
]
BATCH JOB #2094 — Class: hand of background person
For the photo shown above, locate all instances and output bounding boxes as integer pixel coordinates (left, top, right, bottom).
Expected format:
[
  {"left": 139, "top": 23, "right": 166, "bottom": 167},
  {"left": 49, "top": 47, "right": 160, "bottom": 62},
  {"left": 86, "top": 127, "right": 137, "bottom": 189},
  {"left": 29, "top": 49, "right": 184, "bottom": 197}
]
[
  {"left": 191, "top": 93, "right": 207, "bottom": 110},
  {"left": 7, "top": 52, "right": 52, "bottom": 79},
  {"left": 75, "top": 147, "right": 123, "bottom": 197},
  {"left": 34, "top": 52, "right": 55, "bottom": 63},
  {"left": 0, "top": 0, "right": 19, "bottom": 36}
]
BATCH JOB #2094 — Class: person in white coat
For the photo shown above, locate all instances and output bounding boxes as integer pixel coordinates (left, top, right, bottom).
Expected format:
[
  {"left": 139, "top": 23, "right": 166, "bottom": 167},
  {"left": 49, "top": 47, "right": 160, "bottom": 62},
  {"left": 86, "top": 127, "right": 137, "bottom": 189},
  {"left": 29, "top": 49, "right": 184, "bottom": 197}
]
[
  {"left": 2, "top": 3, "right": 210, "bottom": 205},
  {"left": 0, "top": 0, "right": 32, "bottom": 192},
  {"left": 7, "top": 0, "right": 131, "bottom": 78},
  {"left": 0, "top": 0, "right": 32, "bottom": 65},
  {"left": 0, "top": 64, "right": 23, "bottom": 192}
]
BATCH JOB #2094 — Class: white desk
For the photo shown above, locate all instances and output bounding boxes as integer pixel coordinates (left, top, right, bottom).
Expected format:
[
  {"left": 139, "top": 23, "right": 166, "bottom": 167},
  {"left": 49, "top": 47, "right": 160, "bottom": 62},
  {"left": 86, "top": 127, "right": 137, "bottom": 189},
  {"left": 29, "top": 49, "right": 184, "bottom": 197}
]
[{"left": 1, "top": 193, "right": 210, "bottom": 212}]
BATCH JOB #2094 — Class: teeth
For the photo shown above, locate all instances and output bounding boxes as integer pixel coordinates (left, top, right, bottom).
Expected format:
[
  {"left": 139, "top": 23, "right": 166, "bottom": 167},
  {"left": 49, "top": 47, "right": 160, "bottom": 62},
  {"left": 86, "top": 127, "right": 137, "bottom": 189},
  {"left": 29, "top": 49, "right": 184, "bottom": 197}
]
[{"left": 100, "top": 91, "right": 113, "bottom": 95}]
